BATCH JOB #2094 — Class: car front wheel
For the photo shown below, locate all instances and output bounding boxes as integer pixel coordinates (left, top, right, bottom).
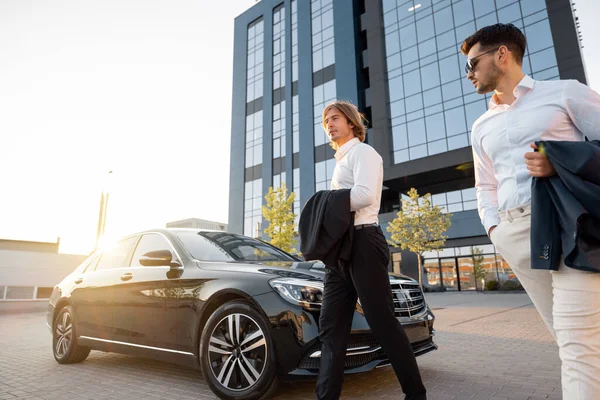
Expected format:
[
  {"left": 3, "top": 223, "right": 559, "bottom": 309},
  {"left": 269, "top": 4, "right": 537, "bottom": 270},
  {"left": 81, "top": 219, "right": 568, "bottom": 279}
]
[
  {"left": 53, "top": 305, "right": 90, "bottom": 364},
  {"left": 199, "top": 301, "right": 277, "bottom": 400}
]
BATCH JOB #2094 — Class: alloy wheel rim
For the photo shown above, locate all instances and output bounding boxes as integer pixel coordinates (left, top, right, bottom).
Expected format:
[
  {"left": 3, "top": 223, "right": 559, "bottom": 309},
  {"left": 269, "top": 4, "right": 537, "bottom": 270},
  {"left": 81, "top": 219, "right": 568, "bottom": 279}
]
[
  {"left": 55, "top": 310, "right": 73, "bottom": 358},
  {"left": 207, "top": 313, "right": 267, "bottom": 391}
]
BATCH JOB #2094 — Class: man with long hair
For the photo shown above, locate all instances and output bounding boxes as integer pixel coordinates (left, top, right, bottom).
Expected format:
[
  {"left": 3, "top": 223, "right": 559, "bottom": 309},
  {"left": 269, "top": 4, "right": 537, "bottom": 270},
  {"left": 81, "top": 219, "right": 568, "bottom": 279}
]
[
  {"left": 315, "top": 101, "right": 427, "bottom": 400},
  {"left": 462, "top": 23, "right": 600, "bottom": 398}
]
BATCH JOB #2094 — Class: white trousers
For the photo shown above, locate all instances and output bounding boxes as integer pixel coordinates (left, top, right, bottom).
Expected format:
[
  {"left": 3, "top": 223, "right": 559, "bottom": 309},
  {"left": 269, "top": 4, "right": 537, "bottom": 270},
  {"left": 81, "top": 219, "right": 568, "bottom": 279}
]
[{"left": 491, "top": 204, "right": 600, "bottom": 399}]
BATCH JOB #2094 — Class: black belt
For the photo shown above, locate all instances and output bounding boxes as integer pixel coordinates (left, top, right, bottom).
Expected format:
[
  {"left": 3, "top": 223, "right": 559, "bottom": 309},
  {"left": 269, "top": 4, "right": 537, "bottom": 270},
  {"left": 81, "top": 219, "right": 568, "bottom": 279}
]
[{"left": 354, "top": 223, "right": 378, "bottom": 231}]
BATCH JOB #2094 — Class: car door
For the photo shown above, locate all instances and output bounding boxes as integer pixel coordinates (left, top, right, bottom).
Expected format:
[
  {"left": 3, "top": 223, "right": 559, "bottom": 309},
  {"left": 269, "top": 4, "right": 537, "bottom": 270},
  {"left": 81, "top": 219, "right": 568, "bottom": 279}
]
[
  {"left": 111, "top": 232, "right": 181, "bottom": 351},
  {"left": 70, "top": 236, "right": 138, "bottom": 340}
]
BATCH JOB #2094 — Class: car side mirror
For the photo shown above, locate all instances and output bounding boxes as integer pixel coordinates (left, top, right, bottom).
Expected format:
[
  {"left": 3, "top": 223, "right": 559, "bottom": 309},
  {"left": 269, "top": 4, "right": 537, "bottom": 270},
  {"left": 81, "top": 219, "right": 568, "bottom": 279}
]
[{"left": 139, "top": 250, "right": 174, "bottom": 267}]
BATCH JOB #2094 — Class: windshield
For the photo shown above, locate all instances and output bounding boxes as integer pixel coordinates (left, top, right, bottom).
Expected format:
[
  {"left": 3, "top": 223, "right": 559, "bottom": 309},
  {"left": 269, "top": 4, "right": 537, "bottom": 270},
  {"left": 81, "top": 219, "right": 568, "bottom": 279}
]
[{"left": 175, "top": 231, "right": 298, "bottom": 262}]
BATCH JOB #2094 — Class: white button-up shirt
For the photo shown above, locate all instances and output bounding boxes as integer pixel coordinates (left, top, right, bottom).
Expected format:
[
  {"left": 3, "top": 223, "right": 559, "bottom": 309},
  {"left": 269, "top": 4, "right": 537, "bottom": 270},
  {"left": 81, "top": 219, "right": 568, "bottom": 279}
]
[
  {"left": 472, "top": 75, "right": 600, "bottom": 234},
  {"left": 331, "top": 137, "right": 383, "bottom": 226}
]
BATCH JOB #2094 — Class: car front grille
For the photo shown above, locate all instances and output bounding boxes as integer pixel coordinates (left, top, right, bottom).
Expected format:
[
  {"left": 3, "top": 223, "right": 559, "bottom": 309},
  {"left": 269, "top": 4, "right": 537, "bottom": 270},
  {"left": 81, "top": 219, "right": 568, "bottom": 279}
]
[{"left": 390, "top": 281, "right": 426, "bottom": 318}]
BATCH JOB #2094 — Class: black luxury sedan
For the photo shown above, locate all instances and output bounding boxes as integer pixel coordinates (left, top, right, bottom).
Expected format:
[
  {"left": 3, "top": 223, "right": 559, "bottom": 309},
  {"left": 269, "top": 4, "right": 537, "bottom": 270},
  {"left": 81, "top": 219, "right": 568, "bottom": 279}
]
[{"left": 48, "top": 229, "right": 436, "bottom": 400}]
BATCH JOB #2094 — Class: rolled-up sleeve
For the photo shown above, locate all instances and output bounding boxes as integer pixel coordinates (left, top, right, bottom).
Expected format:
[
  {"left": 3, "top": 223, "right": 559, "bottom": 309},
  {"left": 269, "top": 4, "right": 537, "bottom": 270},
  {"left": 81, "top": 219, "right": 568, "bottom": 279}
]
[
  {"left": 472, "top": 128, "right": 500, "bottom": 235},
  {"left": 563, "top": 80, "right": 600, "bottom": 140},
  {"left": 350, "top": 147, "right": 382, "bottom": 211}
]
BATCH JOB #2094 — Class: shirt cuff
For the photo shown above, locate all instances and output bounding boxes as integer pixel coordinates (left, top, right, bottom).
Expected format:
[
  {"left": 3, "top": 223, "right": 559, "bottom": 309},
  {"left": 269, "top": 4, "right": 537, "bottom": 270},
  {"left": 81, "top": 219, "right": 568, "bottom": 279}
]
[{"left": 483, "top": 215, "right": 501, "bottom": 236}]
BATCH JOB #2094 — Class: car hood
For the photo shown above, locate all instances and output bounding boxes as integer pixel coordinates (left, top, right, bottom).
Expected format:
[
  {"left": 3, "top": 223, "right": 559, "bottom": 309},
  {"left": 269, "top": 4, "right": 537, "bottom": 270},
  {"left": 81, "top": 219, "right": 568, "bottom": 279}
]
[{"left": 197, "top": 260, "right": 418, "bottom": 284}]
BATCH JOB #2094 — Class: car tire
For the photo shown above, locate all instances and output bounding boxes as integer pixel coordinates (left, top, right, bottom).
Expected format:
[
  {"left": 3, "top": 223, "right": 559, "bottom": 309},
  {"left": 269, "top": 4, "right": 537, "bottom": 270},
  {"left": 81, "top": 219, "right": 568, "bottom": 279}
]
[
  {"left": 53, "top": 305, "right": 91, "bottom": 364},
  {"left": 199, "top": 301, "right": 278, "bottom": 400}
]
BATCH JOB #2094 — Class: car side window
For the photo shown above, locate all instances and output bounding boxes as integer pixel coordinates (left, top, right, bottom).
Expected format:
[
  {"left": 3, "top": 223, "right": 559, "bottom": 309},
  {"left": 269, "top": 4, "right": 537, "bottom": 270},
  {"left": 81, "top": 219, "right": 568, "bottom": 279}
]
[
  {"left": 94, "top": 236, "right": 139, "bottom": 271},
  {"left": 81, "top": 253, "right": 101, "bottom": 274},
  {"left": 130, "top": 233, "right": 176, "bottom": 267}
]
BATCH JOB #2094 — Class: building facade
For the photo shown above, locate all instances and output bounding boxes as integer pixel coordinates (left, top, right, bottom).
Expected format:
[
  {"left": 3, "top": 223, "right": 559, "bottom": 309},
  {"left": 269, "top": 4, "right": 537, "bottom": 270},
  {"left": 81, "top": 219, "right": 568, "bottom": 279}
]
[
  {"left": 228, "top": 0, "right": 587, "bottom": 289},
  {"left": 0, "top": 238, "right": 86, "bottom": 301}
]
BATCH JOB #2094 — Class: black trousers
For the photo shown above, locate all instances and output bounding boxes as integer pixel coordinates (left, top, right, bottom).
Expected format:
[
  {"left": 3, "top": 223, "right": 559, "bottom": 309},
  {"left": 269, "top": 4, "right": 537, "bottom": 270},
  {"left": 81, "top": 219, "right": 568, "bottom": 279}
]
[{"left": 315, "top": 226, "right": 427, "bottom": 400}]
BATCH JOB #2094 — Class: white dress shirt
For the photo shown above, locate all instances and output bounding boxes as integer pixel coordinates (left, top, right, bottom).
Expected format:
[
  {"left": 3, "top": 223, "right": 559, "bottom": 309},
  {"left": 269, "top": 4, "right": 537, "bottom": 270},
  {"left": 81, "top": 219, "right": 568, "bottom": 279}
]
[
  {"left": 471, "top": 75, "right": 600, "bottom": 234},
  {"left": 330, "top": 137, "right": 383, "bottom": 225}
]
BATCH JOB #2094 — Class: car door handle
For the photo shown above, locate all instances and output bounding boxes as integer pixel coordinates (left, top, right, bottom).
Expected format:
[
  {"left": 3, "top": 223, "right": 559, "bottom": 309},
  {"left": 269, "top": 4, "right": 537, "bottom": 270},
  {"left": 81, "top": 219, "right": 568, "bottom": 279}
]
[
  {"left": 74, "top": 277, "right": 83, "bottom": 284},
  {"left": 120, "top": 273, "right": 133, "bottom": 281}
]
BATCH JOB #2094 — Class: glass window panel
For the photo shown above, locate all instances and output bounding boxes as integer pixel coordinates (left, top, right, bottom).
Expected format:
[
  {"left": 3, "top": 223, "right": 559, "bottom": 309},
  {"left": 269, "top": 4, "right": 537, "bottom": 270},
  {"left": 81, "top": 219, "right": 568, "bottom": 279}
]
[
  {"left": 432, "top": 193, "right": 446, "bottom": 206},
  {"left": 455, "top": 22, "right": 476, "bottom": 46},
  {"left": 473, "top": 0, "right": 495, "bottom": 18},
  {"left": 442, "top": 80, "right": 462, "bottom": 101},
  {"left": 439, "top": 55, "right": 460, "bottom": 83},
  {"left": 476, "top": 12, "right": 498, "bottom": 29},
  {"left": 497, "top": 3, "right": 521, "bottom": 23},
  {"left": 525, "top": 19, "right": 554, "bottom": 54},
  {"left": 496, "top": 0, "right": 517, "bottom": 8},
  {"left": 407, "top": 118, "right": 426, "bottom": 146},
  {"left": 463, "top": 200, "right": 478, "bottom": 210},
  {"left": 402, "top": 46, "right": 419, "bottom": 65},
  {"left": 420, "top": 63, "right": 440, "bottom": 91},
  {"left": 445, "top": 107, "right": 467, "bottom": 136},
  {"left": 436, "top": 30, "right": 456, "bottom": 51},
  {"left": 400, "top": 24, "right": 418, "bottom": 49},
  {"left": 524, "top": 10, "right": 547, "bottom": 26},
  {"left": 530, "top": 47, "right": 557, "bottom": 73},
  {"left": 323, "top": 43, "right": 335, "bottom": 67},
  {"left": 416, "top": 15, "right": 435, "bottom": 42},
  {"left": 397, "top": 2, "right": 417, "bottom": 23},
  {"left": 452, "top": 0, "right": 475, "bottom": 26},
  {"left": 447, "top": 190, "right": 462, "bottom": 204},
  {"left": 447, "top": 203, "right": 463, "bottom": 213},
  {"left": 428, "top": 139, "right": 448, "bottom": 155},
  {"left": 448, "top": 133, "right": 469, "bottom": 150},
  {"left": 389, "top": 76, "right": 404, "bottom": 101},
  {"left": 438, "top": 247, "right": 455, "bottom": 257},
  {"left": 405, "top": 93, "right": 424, "bottom": 113},
  {"left": 521, "top": 0, "right": 547, "bottom": 17},
  {"left": 385, "top": 9, "right": 398, "bottom": 27},
  {"left": 315, "top": 161, "right": 326, "bottom": 181},
  {"left": 403, "top": 69, "right": 422, "bottom": 96},
  {"left": 419, "top": 38, "right": 437, "bottom": 58},
  {"left": 390, "top": 99, "right": 406, "bottom": 117},
  {"left": 433, "top": 6, "right": 454, "bottom": 34},
  {"left": 534, "top": 66, "right": 559, "bottom": 81},
  {"left": 324, "top": 80, "right": 336, "bottom": 100},
  {"left": 409, "top": 144, "right": 428, "bottom": 160},
  {"left": 425, "top": 112, "right": 446, "bottom": 141},
  {"left": 394, "top": 149, "right": 409, "bottom": 164},
  {"left": 382, "top": 0, "right": 396, "bottom": 13},
  {"left": 388, "top": 53, "right": 402, "bottom": 72},
  {"left": 423, "top": 87, "right": 442, "bottom": 107},
  {"left": 392, "top": 124, "right": 408, "bottom": 150},
  {"left": 425, "top": 103, "right": 444, "bottom": 115},
  {"left": 465, "top": 100, "right": 487, "bottom": 130}
]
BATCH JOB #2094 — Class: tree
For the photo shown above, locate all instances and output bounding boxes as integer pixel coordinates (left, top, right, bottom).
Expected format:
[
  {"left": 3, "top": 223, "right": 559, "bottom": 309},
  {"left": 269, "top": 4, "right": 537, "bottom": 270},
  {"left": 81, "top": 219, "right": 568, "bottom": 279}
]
[
  {"left": 472, "top": 246, "right": 486, "bottom": 290},
  {"left": 262, "top": 184, "right": 297, "bottom": 254},
  {"left": 386, "top": 188, "right": 452, "bottom": 288}
]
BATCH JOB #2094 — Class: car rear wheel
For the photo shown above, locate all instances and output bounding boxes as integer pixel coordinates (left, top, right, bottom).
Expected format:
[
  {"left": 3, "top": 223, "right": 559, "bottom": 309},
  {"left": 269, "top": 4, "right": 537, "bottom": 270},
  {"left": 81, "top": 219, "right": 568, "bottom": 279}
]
[
  {"left": 53, "top": 305, "right": 90, "bottom": 364},
  {"left": 199, "top": 301, "right": 277, "bottom": 400}
]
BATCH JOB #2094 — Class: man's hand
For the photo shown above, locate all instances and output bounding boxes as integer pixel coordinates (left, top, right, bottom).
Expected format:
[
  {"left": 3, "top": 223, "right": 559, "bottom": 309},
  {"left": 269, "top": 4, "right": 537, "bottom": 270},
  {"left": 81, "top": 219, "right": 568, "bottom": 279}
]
[{"left": 525, "top": 143, "right": 556, "bottom": 177}]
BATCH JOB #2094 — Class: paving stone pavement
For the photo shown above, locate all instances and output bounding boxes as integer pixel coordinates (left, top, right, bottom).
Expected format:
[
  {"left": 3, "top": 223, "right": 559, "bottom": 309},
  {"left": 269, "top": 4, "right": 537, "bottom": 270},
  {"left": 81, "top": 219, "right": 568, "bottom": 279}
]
[{"left": 0, "top": 292, "right": 562, "bottom": 399}]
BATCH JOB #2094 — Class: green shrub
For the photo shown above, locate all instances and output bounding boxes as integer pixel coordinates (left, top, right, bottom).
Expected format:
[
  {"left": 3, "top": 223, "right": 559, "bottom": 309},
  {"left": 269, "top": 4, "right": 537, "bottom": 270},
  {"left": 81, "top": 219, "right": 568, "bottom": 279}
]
[
  {"left": 423, "top": 285, "right": 447, "bottom": 293},
  {"left": 485, "top": 280, "right": 499, "bottom": 291},
  {"left": 500, "top": 280, "right": 523, "bottom": 291}
]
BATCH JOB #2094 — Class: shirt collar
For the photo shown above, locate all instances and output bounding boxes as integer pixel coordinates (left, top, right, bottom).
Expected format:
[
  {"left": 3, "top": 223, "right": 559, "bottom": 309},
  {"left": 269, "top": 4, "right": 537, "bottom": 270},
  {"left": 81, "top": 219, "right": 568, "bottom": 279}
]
[
  {"left": 489, "top": 75, "right": 535, "bottom": 109},
  {"left": 334, "top": 137, "right": 360, "bottom": 161}
]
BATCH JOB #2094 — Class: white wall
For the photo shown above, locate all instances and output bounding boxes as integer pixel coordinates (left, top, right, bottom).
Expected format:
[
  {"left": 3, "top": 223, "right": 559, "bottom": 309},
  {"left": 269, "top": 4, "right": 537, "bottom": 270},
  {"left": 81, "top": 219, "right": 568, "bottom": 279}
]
[{"left": 0, "top": 250, "right": 86, "bottom": 287}]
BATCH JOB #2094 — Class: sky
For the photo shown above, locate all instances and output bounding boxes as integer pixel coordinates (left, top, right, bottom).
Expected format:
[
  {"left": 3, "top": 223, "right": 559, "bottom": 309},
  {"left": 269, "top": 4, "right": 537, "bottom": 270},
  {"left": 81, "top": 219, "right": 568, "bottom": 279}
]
[{"left": 0, "top": 0, "right": 599, "bottom": 255}]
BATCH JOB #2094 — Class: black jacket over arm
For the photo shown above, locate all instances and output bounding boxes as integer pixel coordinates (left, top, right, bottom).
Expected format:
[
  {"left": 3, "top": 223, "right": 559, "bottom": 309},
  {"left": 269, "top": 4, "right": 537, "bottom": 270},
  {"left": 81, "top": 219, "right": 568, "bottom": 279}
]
[
  {"left": 531, "top": 140, "right": 600, "bottom": 272},
  {"left": 299, "top": 189, "right": 353, "bottom": 269}
]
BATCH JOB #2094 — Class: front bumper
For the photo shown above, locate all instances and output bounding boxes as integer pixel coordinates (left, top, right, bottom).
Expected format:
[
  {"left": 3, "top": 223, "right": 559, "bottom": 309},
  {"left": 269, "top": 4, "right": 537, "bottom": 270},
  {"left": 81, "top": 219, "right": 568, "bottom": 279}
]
[{"left": 252, "top": 291, "right": 436, "bottom": 378}]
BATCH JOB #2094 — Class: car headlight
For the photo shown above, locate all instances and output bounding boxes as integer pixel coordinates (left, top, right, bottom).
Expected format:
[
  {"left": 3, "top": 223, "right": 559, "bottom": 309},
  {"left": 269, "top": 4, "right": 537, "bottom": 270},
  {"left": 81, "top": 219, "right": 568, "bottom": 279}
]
[{"left": 269, "top": 278, "right": 324, "bottom": 310}]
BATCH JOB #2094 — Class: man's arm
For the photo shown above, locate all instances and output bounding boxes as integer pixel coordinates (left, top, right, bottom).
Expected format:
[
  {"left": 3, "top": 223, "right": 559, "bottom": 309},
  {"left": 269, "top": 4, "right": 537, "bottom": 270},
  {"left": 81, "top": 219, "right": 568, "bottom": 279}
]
[
  {"left": 472, "top": 131, "right": 500, "bottom": 235},
  {"left": 350, "top": 146, "right": 382, "bottom": 211},
  {"left": 526, "top": 80, "right": 600, "bottom": 177},
  {"left": 563, "top": 79, "right": 600, "bottom": 140}
]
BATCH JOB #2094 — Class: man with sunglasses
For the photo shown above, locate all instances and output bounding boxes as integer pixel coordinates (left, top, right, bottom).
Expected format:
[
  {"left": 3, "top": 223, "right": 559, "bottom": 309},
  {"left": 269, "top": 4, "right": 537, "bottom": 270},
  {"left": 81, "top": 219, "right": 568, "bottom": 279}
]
[{"left": 462, "top": 23, "right": 600, "bottom": 399}]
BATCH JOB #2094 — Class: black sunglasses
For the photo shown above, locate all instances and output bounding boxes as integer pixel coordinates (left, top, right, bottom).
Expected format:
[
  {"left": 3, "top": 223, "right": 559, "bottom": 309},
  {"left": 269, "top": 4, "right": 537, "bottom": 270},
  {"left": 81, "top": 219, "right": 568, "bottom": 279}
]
[{"left": 464, "top": 47, "right": 504, "bottom": 74}]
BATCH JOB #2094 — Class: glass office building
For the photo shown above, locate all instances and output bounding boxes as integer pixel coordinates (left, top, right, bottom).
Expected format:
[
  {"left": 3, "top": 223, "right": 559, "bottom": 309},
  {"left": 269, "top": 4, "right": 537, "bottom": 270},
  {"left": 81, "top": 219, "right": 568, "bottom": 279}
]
[{"left": 229, "top": 0, "right": 587, "bottom": 288}]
